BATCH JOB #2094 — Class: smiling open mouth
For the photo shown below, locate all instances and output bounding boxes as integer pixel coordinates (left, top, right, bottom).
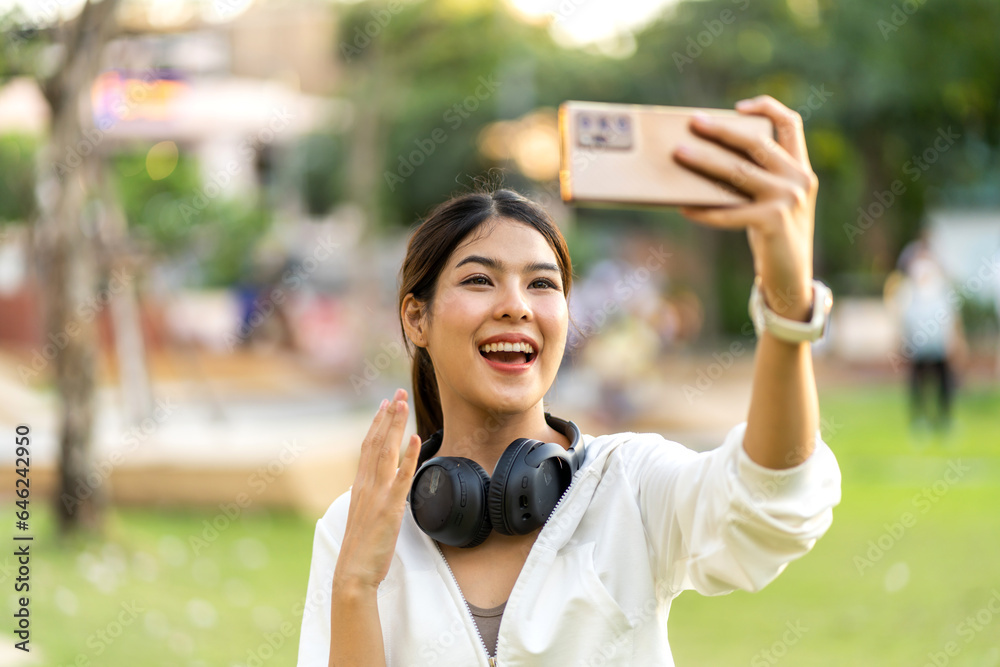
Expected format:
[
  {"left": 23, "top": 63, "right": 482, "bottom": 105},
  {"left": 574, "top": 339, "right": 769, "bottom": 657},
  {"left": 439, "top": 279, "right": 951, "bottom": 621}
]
[{"left": 479, "top": 349, "right": 535, "bottom": 365}]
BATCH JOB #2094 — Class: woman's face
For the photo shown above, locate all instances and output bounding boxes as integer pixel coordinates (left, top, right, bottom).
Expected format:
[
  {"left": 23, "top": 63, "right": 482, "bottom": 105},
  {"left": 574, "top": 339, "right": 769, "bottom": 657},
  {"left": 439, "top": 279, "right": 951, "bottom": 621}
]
[{"left": 421, "top": 218, "right": 568, "bottom": 415}]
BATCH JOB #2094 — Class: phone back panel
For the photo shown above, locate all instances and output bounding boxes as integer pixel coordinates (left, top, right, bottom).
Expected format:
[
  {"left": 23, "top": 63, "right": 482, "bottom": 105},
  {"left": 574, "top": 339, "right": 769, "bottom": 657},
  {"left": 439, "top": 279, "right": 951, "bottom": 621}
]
[{"left": 558, "top": 100, "right": 775, "bottom": 208}]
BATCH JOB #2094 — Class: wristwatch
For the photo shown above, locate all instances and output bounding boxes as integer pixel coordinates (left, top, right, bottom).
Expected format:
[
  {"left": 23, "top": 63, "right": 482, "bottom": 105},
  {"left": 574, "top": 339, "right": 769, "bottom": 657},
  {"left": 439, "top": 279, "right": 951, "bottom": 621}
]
[{"left": 748, "top": 276, "right": 833, "bottom": 343}]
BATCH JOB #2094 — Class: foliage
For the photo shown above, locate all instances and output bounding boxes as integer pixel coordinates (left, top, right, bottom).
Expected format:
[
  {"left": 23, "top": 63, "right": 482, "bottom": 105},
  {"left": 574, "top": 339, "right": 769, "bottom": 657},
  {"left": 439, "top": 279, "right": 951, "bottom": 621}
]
[
  {"left": 0, "top": 9, "right": 46, "bottom": 79},
  {"left": 0, "top": 133, "right": 37, "bottom": 222},
  {"left": 289, "top": 131, "right": 350, "bottom": 217},
  {"left": 629, "top": 0, "right": 1000, "bottom": 285},
  {"left": 335, "top": 0, "right": 635, "bottom": 228},
  {"left": 112, "top": 147, "right": 272, "bottom": 288},
  {"left": 325, "top": 0, "right": 1000, "bottom": 331}
]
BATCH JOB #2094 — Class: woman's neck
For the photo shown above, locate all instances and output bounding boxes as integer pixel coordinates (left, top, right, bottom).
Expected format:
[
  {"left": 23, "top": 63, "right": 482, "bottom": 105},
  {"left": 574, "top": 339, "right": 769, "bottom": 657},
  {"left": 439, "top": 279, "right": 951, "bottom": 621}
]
[{"left": 433, "top": 400, "right": 569, "bottom": 476}]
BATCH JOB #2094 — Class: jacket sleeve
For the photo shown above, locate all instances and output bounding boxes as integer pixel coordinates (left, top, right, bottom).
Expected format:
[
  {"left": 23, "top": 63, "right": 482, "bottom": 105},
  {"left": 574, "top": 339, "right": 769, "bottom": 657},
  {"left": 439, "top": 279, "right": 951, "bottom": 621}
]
[
  {"left": 296, "top": 493, "right": 350, "bottom": 667},
  {"left": 620, "top": 421, "right": 841, "bottom": 597}
]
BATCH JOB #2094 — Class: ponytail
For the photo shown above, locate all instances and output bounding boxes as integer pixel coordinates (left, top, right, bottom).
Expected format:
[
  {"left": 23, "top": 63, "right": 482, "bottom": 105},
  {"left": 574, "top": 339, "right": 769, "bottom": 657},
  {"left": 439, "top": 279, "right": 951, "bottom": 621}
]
[{"left": 410, "top": 345, "right": 443, "bottom": 441}]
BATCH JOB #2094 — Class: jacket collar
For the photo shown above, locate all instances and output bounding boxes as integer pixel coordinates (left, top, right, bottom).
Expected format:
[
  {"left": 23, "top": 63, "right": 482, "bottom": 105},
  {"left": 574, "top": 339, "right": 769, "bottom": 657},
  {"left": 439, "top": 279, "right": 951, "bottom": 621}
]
[{"left": 533, "top": 431, "right": 631, "bottom": 551}]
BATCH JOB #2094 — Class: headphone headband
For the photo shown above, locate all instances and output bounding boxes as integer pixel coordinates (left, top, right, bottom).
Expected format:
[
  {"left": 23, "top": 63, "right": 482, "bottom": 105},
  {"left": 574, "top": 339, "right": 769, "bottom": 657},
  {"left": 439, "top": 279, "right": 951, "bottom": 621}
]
[{"left": 416, "top": 412, "right": 582, "bottom": 470}]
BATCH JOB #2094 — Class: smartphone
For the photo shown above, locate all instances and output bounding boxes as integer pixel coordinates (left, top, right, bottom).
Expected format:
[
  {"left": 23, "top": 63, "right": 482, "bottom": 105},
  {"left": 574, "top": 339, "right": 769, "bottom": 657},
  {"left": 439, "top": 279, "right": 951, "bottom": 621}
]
[{"left": 558, "top": 100, "right": 775, "bottom": 208}]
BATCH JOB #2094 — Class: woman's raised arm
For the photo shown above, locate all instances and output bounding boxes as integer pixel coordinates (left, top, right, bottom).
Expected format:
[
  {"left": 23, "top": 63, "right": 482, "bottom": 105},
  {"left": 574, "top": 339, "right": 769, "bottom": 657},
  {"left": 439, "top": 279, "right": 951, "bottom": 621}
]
[
  {"left": 673, "top": 95, "right": 821, "bottom": 469},
  {"left": 328, "top": 389, "right": 421, "bottom": 666}
]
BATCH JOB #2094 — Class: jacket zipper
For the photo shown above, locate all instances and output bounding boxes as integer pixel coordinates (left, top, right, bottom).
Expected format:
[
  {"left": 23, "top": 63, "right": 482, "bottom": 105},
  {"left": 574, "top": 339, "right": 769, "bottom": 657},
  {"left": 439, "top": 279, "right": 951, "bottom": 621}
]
[
  {"left": 430, "top": 463, "right": 593, "bottom": 667},
  {"left": 434, "top": 540, "right": 497, "bottom": 666},
  {"left": 545, "top": 474, "right": 578, "bottom": 534}
]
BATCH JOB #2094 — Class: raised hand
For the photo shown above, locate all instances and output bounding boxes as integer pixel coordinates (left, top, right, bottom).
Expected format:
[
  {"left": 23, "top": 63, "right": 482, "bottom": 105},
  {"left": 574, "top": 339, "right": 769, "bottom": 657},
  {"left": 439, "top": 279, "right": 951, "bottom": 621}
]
[
  {"left": 334, "top": 388, "right": 422, "bottom": 593},
  {"left": 673, "top": 95, "right": 818, "bottom": 321}
]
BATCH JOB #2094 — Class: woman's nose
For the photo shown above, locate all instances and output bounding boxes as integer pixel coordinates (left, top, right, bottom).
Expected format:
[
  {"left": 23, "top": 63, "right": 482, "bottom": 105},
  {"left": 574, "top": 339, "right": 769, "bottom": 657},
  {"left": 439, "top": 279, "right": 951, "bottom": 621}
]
[{"left": 494, "top": 284, "right": 532, "bottom": 320}]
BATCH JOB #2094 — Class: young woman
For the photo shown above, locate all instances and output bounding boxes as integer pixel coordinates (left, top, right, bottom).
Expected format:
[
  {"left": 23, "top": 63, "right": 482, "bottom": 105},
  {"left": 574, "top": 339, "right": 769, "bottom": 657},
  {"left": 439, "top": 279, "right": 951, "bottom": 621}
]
[{"left": 296, "top": 95, "right": 842, "bottom": 666}]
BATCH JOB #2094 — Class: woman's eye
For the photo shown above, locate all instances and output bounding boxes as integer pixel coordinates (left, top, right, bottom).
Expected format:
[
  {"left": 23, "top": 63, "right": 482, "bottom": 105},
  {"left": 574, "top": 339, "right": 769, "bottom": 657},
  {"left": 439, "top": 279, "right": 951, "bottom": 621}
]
[{"left": 463, "top": 276, "right": 558, "bottom": 289}]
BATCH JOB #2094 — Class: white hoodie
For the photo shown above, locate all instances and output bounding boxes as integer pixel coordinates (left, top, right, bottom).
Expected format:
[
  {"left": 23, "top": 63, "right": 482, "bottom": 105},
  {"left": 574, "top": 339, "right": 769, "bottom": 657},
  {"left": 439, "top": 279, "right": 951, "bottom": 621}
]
[{"left": 296, "top": 421, "right": 841, "bottom": 666}]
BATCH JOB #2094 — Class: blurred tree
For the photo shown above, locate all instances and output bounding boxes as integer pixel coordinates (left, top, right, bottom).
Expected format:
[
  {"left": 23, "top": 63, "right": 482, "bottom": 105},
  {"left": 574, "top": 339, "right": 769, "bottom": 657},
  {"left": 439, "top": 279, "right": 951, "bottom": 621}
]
[
  {"left": 2, "top": 0, "right": 290, "bottom": 534},
  {"left": 111, "top": 149, "right": 273, "bottom": 287},
  {"left": 1, "top": 0, "right": 124, "bottom": 535},
  {"left": 288, "top": 131, "right": 350, "bottom": 217}
]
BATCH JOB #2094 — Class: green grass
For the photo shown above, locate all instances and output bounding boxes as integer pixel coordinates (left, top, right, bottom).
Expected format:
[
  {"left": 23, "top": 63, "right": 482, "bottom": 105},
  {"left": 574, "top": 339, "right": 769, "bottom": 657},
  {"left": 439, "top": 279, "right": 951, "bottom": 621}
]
[
  {"left": 668, "top": 383, "right": 1000, "bottom": 666},
  {"left": 12, "top": 506, "right": 315, "bottom": 666},
  {"left": 13, "top": 383, "right": 1000, "bottom": 666}
]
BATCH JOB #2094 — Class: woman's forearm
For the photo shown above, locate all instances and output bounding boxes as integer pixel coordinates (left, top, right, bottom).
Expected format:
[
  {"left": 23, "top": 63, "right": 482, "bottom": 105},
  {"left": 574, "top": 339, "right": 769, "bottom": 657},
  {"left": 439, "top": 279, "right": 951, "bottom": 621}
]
[
  {"left": 328, "top": 577, "right": 386, "bottom": 667},
  {"left": 672, "top": 96, "right": 825, "bottom": 471},
  {"left": 324, "top": 391, "right": 421, "bottom": 667},
  {"left": 743, "top": 329, "right": 819, "bottom": 470}
]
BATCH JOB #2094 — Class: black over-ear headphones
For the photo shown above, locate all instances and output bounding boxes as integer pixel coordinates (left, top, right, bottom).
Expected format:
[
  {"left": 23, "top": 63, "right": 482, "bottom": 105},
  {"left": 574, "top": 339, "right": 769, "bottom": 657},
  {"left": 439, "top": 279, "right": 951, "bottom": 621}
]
[{"left": 408, "top": 413, "right": 585, "bottom": 548}]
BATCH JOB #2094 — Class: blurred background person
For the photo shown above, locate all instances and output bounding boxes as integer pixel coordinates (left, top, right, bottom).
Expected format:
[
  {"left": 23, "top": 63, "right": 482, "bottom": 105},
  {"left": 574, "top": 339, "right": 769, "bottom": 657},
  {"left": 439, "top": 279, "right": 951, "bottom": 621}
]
[{"left": 886, "top": 236, "right": 968, "bottom": 435}]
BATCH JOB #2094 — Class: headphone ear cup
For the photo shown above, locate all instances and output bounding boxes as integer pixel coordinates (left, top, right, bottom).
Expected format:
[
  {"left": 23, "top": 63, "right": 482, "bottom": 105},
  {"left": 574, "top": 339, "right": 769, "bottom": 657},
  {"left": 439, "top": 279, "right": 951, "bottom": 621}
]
[
  {"left": 487, "top": 440, "right": 532, "bottom": 536},
  {"left": 410, "top": 457, "right": 493, "bottom": 548},
  {"left": 462, "top": 460, "right": 494, "bottom": 548}
]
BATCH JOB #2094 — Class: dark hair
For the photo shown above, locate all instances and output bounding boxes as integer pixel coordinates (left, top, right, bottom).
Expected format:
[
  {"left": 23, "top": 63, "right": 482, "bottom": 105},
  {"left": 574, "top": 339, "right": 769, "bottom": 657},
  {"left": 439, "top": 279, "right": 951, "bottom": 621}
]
[{"left": 397, "top": 188, "right": 574, "bottom": 441}]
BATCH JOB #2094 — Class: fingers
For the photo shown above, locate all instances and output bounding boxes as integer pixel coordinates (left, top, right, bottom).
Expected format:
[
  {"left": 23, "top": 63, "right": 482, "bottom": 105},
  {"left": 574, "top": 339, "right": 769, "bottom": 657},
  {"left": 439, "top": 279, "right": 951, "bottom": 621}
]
[
  {"left": 688, "top": 112, "right": 803, "bottom": 180},
  {"left": 734, "top": 95, "right": 811, "bottom": 170},
  {"left": 673, "top": 99, "right": 819, "bottom": 214},
  {"left": 393, "top": 434, "right": 423, "bottom": 503},
  {"left": 357, "top": 388, "right": 410, "bottom": 486},
  {"left": 354, "top": 398, "right": 388, "bottom": 485},
  {"left": 679, "top": 201, "right": 781, "bottom": 231},
  {"left": 673, "top": 140, "right": 785, "bottom": 199},
  {"left": 375, "top": 395, "right": 411, "bottom": 485}
]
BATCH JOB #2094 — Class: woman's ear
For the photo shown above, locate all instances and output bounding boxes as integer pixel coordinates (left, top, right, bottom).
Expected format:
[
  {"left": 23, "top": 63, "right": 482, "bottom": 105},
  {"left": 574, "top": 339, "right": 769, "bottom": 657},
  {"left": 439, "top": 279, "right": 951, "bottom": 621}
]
[{"left": 401, "top": 294, "right": 428, "bottom": 348}]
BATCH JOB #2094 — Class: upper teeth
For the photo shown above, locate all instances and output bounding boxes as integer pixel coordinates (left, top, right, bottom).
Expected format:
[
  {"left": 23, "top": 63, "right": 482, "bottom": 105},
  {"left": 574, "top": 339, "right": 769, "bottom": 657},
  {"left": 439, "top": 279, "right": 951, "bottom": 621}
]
[{"left": 479, "top": 341, "right": 534, "bottom": 354}]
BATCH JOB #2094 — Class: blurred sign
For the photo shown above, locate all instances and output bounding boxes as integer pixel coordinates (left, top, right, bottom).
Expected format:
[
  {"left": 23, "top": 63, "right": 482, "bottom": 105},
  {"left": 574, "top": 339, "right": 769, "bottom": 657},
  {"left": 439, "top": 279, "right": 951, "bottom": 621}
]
[{"left": 91, "top": 69, "right": 189, "bottom": 126}]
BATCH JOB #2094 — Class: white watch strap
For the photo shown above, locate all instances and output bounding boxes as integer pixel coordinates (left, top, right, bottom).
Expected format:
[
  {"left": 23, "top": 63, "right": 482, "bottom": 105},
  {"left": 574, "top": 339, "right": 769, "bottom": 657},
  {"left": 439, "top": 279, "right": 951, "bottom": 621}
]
[{"left": 749, "top": 277, "right": 833, "bottom": 343}]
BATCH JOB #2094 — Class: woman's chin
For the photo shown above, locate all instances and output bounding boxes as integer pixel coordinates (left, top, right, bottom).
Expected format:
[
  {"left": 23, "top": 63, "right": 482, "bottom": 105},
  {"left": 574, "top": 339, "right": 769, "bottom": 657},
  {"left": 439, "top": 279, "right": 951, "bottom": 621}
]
[{"left": 479, "top": 388, "right": 545, "bottom": 416}]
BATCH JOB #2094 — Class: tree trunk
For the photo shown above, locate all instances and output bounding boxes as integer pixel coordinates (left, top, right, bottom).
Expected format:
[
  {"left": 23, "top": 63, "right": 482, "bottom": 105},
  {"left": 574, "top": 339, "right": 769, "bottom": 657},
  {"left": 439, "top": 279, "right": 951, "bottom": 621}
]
[
  {"left": 346, "top": 46, "right": 387, "bottom": 232},
  {"left": 33, "top": 0, "right": 122, "bottom": 535}
]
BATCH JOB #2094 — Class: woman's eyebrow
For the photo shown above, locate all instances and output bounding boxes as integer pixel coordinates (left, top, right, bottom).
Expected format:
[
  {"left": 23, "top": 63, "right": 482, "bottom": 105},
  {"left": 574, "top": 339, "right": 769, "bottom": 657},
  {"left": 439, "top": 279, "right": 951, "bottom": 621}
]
[{"left": 454, "top": 254, "right": 560, "bottom": 274}]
